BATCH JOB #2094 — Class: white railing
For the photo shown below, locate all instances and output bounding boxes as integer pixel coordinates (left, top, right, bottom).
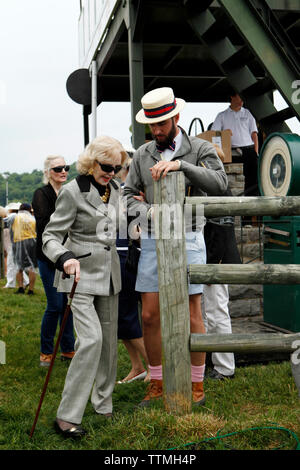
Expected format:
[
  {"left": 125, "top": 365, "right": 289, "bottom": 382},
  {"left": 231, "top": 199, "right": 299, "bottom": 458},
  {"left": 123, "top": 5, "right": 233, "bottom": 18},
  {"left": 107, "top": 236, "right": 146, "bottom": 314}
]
[{"left": 78, "top": 0, "right": 120, "bottom": 68}]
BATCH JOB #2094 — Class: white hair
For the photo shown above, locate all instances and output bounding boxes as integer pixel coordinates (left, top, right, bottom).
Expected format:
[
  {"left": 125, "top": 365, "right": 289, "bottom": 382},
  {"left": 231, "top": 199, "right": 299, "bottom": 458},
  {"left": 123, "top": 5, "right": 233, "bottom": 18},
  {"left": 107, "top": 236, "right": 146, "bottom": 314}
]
[{"left": 43, "top": 155, "right": 65, "bottom": 184}]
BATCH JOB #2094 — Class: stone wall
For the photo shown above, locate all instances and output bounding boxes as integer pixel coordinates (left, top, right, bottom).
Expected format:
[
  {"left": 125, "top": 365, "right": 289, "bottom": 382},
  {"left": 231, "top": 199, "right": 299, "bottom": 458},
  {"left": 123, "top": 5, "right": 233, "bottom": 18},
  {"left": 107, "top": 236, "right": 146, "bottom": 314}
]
[
  {"left": 225, "top": 163, "right": 245, "bottom": 197},
  {"left": 224, "top": 163, "right": 264, "bottom": 318}
]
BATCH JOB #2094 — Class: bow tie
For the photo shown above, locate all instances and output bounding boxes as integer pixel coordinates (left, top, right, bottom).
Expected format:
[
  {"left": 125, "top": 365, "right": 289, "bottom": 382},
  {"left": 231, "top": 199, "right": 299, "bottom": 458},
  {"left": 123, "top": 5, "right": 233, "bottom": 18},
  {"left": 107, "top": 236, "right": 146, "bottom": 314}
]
[{"left": 156, "top": 141, "right": 176, "bottom": 153}]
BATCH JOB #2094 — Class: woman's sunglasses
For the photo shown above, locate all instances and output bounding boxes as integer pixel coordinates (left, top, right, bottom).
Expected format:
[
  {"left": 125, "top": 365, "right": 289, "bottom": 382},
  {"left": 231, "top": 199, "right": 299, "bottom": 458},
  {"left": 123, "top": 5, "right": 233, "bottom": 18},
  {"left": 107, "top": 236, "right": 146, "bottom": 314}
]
[
  {"left": 51, "top": 165, "right": 70, "bottom": 173},
  {"left": 97, "top": 162, "right": 122, "bottom": 174}
]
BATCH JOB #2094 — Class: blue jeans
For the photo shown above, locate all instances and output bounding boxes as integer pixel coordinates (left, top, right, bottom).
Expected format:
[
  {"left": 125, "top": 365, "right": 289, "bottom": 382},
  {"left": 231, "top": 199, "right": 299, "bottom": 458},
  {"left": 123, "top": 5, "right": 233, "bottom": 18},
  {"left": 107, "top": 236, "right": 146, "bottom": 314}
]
[{"left": 38, "top": 259, "right": 75, "bottom": 355}]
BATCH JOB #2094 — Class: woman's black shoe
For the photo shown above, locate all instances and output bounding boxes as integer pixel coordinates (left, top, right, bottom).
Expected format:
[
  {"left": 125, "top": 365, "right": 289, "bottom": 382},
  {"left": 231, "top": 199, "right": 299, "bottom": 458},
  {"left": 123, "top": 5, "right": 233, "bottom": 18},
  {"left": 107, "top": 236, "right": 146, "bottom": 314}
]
[
  {"left": 54, "top": 420, "right": 87, "bottom": 438},
  {"left": 15, "top": 287, "right": 25, "bottom": 294}
]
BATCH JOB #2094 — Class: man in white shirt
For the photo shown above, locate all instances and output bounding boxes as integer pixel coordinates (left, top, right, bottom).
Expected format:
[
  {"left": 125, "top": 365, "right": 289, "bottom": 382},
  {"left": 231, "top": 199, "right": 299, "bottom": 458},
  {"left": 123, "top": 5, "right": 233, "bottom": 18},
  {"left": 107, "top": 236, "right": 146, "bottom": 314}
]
[{"left": 211, "top": 93, "right": 259, "bottom": 196}]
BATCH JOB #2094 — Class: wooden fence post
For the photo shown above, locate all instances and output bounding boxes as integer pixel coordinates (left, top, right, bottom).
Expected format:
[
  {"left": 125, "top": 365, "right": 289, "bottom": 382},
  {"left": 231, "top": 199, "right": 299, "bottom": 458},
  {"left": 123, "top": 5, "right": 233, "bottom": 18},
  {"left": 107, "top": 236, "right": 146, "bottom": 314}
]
[{"left": 153, "top": 171, "right": 191, "bottom": 414}]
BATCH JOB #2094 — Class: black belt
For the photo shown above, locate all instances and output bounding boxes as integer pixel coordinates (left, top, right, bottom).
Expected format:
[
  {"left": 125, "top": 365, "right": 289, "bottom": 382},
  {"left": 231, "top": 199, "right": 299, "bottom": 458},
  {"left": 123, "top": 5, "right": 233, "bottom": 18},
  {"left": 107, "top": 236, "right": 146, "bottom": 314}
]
[{"left": 232, "top": 145, "right": 254, "bottom": 150}]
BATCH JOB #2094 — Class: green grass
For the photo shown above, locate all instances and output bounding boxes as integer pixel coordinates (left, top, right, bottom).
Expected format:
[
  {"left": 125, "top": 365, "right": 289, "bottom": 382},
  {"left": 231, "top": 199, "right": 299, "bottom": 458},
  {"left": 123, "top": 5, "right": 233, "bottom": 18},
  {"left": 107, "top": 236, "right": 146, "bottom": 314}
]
[{"left": 0, "top": 276, "right": 300, "bottom": 451}]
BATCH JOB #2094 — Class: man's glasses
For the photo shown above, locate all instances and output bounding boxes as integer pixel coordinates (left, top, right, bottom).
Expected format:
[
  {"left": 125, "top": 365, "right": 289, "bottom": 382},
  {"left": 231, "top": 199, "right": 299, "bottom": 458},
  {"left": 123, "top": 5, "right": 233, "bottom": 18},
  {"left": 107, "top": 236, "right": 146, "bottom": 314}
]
[
  {"left": 51, "top": 165, "right": 70, "bottom": 173},
  {"left": 97, "top": 162, "right": 122, "bottom": 174}
]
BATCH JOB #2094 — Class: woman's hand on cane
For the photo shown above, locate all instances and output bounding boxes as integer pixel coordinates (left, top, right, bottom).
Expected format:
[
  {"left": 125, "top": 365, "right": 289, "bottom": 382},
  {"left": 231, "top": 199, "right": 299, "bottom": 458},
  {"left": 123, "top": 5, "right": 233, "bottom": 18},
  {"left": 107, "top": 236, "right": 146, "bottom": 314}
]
[{"left": 63, "top": 258, "right": 80, "bottom": 282}]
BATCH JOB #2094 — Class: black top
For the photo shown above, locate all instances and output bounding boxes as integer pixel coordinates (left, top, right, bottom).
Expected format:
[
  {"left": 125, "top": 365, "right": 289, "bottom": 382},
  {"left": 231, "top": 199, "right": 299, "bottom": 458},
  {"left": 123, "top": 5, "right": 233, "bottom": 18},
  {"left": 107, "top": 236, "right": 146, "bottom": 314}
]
[{"left": 32, "top": 183, "right": 57, "bottom": 266}]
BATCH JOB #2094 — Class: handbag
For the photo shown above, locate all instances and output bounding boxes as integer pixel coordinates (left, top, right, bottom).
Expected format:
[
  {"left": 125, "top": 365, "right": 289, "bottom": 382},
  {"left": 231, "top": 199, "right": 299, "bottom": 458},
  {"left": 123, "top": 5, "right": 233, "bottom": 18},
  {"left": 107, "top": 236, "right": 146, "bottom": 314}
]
[{"left": 125, "top": 238, "right": 141, "bottom": 275}]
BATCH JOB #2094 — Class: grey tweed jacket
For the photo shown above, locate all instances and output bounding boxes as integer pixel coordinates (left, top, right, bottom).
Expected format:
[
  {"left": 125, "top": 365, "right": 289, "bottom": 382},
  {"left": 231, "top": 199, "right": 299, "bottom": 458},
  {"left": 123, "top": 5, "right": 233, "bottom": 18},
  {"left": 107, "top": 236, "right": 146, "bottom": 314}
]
[
  {"left": 123, "top": 127, "right": 228, "bottom": 217},
  {"left": 42, "top": 175, "right": 122, "bottom": 295}
]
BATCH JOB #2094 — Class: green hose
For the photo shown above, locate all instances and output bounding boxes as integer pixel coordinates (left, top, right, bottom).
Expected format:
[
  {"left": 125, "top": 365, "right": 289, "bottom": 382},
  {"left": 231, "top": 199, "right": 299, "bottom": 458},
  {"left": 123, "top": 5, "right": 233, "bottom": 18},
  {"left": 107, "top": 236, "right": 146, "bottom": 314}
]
[{"left": 168, "top": 425, "right": 300, "bottom": 450}]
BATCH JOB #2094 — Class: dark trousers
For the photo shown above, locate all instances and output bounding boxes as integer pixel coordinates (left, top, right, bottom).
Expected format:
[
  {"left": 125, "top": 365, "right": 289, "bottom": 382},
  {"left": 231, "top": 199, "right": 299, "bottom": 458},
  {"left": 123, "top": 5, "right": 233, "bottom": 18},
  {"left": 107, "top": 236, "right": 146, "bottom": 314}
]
[
  {"left": 204, "top": 222, "right": 241, "bottom": 265},
  {"left": 232, "top": 147, "right": 259, "bottom": 196},
  {"left": 117, "top": 251, "right": 142, "bottom": 340},
  {"left": 38, "top": 258, "right": 75, "bottom": 355}
]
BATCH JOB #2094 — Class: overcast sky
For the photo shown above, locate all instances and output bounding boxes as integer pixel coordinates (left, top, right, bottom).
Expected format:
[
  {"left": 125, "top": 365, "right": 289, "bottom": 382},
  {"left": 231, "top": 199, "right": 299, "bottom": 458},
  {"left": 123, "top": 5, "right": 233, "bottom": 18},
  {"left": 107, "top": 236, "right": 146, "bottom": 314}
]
[{"left": 0, "top": 1, "right": 299, "bottom": 176}]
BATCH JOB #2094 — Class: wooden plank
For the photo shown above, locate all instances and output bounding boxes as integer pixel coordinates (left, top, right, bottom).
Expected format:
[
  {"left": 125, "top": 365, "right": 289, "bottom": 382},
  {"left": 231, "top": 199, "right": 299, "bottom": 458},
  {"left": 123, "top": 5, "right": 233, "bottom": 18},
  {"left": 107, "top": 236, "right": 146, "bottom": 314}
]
[
  {"left": 267, "top": 237, "right": 290, "bottom": 247},
  {"left": 154, "top": 172, "right": 192, "bottom": 414},
  {"left": 188, "top": 264, "right": 300, "bottom": 284},
  {"left": 264, "top": 226, "right": 290, "bottom": 237},
  {"left": 185, "top": 195, "right": 300, "bottom": 217},
  {"left": 190, "top": 332, "right": 300, "bottom": 353}
]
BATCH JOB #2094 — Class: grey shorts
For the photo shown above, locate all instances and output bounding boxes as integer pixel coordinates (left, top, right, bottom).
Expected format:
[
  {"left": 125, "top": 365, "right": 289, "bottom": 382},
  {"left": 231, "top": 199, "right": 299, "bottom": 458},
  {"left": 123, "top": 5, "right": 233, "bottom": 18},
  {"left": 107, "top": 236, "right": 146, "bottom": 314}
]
[{"left": 135, "top": 232, "right": 206, "bottom": 294}]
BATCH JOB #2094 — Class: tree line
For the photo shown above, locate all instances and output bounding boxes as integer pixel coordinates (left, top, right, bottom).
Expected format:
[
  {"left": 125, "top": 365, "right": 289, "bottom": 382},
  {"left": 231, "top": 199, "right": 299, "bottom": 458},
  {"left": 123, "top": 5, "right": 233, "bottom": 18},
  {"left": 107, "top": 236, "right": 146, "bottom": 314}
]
[{"left": 0, "top": 163, "right": 78, "bottom": 207}]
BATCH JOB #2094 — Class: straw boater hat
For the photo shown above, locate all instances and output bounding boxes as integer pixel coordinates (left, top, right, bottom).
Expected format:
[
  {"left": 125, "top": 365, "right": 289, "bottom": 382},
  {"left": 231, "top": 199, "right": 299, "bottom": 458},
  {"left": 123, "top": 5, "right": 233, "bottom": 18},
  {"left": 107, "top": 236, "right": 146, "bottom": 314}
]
[{"left": 136, "top": 87, "right": 185, "bottom": 124}]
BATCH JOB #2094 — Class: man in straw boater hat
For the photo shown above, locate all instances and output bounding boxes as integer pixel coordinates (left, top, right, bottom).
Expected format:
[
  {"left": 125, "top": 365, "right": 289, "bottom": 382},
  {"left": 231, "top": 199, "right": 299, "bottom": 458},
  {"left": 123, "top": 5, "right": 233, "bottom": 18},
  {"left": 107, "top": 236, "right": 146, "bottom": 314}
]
[{"left": 123, "top": 87, "right": 228, "bottom": 407}]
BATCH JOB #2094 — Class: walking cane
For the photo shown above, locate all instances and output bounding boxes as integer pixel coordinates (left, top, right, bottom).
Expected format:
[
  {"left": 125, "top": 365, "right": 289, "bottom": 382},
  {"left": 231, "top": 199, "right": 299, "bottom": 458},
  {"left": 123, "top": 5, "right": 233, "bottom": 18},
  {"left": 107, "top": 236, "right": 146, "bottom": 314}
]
[
  {"left": 29, "top": 253, "right": 90, "bottom": 438},
  {"left": 29, "top": 278, "right": 77, "bottom": 438}
]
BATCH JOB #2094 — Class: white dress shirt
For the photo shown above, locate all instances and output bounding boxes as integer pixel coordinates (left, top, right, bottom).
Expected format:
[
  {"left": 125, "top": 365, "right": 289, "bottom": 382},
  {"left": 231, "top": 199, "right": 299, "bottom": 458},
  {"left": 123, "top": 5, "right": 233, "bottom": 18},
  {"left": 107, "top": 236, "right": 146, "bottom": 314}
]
[
  {"left": 160, "top": 129, "right": 183, "bottom": 161},
  {"left": 211, "top": 106, "right": 258, "bottom": 148}
]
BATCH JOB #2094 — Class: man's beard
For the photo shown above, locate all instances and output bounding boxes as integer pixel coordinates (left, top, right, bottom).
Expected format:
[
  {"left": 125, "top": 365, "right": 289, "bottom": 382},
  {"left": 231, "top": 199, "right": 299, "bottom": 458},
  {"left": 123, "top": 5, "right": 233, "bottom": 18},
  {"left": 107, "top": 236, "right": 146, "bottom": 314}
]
[{"left": 153, "top": 119, "right": 177, "bottom": 149}]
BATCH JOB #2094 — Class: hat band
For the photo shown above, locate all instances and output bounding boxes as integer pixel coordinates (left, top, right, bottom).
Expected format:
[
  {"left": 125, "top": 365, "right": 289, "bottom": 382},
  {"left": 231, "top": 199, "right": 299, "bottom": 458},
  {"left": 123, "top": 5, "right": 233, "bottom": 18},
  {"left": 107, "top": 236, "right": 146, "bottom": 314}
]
[{"left": 143, "top": 99, "right": 177, "bottom": 119}]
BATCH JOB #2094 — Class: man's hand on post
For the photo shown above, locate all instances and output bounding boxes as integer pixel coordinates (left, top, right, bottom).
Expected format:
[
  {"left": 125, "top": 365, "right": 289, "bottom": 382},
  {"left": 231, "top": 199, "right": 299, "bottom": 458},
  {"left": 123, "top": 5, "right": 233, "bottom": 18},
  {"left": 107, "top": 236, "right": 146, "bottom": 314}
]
[{"left": 150, "top": 160, "right": 181, "bottom": 181}]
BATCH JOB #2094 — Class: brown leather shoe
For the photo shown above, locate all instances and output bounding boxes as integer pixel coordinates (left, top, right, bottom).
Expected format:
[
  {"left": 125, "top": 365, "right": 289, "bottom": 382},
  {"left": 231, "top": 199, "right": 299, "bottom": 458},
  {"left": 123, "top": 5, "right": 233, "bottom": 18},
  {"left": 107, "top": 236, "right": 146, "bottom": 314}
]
[
  {"left": 192, "top": 381, "right": 206, "bottom": 406},
  {"left": 61, "top": 351, "right": 75, "bottom": 362},
  {"left": 138, "top": 379, "right": 163, "bottom": 408},
  {"left": 40, "top": 353, "right": 53, "bottom": 367}
]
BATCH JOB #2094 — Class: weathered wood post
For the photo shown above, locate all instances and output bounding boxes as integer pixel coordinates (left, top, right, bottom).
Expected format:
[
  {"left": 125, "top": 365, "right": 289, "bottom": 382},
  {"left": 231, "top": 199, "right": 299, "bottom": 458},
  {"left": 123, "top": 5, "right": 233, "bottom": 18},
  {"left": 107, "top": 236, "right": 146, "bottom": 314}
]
[
  {"left": 153, "top": 171, "right": 192, "bottom": 414},
  {"left": 291, "top": 360, "right": 300, "bottom": 398}
]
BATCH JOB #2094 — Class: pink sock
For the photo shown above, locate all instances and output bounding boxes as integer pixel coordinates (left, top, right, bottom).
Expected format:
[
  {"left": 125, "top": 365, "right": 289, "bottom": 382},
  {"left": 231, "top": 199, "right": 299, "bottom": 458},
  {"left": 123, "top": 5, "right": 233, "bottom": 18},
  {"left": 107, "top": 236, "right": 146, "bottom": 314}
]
[
  {"left": 191, "top": 364, "right": 205, "bottom": 382},
  {"left": 149, "top": 364, "right": 163, "bottom": 380}
]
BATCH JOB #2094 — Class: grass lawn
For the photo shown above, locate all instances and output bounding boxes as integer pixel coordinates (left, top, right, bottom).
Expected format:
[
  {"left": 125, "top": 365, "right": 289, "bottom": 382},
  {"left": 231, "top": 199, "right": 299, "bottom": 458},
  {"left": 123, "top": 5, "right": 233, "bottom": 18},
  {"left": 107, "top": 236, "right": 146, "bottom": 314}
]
[{"left": 0, "top": 276, "right": 300, "bottom": 451}]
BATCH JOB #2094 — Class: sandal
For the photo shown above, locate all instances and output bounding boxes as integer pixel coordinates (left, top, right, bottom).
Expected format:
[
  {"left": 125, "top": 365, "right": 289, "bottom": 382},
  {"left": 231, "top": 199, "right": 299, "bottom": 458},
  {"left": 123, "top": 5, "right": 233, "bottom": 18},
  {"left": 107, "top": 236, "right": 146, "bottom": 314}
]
[{"left": 116, "top": 370, "right": 147, "bottom": 384}]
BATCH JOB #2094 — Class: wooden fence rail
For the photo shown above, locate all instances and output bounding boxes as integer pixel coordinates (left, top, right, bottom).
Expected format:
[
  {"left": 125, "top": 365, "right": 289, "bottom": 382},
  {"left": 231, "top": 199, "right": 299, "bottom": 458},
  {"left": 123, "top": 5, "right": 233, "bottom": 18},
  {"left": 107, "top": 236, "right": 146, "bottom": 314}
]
[
  {"left": 190, "top": 332, "right": 300, "bottom": 354},
  {"left": 153, "top": 172, "right": 300, "bottom": 414},
  {"left": 186, "top": 195, "right": 300, "bottom": 217},
  {"left": 188, "top": 264, "right": 300, "bottom": 285}
]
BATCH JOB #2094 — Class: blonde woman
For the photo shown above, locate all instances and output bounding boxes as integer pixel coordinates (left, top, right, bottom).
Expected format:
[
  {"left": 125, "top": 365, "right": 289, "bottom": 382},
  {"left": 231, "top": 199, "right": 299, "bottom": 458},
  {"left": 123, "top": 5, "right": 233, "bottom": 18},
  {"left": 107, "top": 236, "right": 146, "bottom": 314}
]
[
  {"left": 42, "top": 136, "right": 127, "bottom": 438},
  {"left": 32, "top": 156, "right": 75, "bottom": 367}
]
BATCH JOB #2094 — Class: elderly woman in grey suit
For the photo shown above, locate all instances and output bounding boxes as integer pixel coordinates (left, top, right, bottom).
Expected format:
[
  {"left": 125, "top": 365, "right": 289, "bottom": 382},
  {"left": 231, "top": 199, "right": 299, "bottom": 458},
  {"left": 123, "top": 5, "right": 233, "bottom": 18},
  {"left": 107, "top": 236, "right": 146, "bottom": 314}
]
[{"left": 42, "top": 135, "right": 127, "bottom": 438}]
